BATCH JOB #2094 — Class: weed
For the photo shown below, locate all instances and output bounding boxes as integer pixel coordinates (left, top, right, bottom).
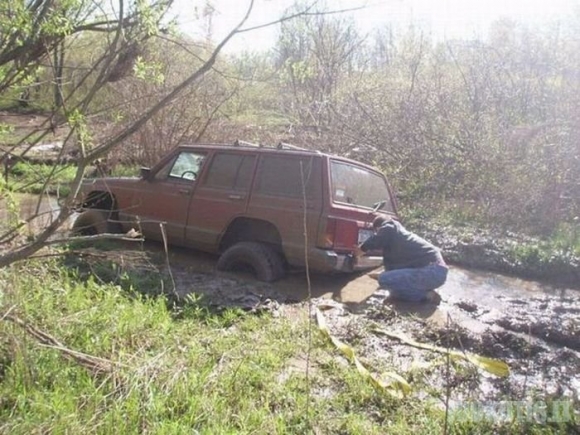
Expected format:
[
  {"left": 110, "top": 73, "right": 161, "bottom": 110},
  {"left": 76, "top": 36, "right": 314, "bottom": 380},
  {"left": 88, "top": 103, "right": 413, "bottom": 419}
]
[{"left": 5, "top": 162, "right": 76, "bottom": 196}]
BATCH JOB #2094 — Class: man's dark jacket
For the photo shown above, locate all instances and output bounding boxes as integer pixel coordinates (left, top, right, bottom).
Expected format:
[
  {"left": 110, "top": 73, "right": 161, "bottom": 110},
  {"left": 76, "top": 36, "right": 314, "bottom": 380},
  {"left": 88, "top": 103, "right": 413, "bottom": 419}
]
[{"left": 360, "top": 220, "right": 444, "bottom": 270}]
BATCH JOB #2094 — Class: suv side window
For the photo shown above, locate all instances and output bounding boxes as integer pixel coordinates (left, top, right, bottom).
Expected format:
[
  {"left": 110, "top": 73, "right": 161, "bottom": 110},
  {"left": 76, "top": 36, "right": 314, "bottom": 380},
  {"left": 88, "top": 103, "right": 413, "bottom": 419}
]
[
  {"left": 155, "top": 152, "right": 205, "bottom": 181},
  {"left": 255, "top": 155, "right": 320, "bottom": 198},
  {"left": 203, "top": 153, "right": 256, "bottom": 191}
]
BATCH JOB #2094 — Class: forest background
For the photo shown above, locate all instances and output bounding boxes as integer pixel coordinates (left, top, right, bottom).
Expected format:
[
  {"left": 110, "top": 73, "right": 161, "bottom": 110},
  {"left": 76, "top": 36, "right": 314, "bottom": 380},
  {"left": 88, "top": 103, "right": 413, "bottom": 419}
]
[{"left": 1, "top": 0, "right": 579, "bottom": 261}]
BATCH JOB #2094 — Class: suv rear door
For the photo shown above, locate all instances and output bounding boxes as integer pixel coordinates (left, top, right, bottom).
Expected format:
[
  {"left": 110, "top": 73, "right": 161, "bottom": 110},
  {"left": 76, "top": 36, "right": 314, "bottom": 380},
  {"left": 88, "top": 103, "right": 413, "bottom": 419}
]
[
  {"left": 324, "top": 158, "right": 398, "bottom": 251},
  {"left": 246, "top": 154, "right": 323, "bottom": 267}
]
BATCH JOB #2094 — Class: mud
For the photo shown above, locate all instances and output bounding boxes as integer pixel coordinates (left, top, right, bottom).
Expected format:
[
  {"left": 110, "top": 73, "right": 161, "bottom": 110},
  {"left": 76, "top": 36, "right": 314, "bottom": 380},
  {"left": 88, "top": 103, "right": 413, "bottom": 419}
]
[
  {"left": 310, "top": 298, "right": 579, "bottom": 408},
  {"left": 62, "top": 240, "right": 580, "bottom": 406}
]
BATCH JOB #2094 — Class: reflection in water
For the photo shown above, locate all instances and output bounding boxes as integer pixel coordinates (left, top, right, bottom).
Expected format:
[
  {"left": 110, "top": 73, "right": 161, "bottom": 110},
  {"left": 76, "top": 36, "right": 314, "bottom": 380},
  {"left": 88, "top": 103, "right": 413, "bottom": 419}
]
[
  {"left": 0, "top": 193, "right": 62, "bottom": 237},
  {"left": 442, "top": 267, "right": 574, "bottom": 308}
]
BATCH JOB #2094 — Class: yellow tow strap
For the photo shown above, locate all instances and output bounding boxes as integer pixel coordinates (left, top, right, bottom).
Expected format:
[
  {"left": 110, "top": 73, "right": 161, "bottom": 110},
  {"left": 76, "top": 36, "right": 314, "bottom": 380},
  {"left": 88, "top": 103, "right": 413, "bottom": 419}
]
[
  {"left": 315, "top": 308, "right": 412, "bottom": 398},
  {"left": 370, "top": 325, "right": 510, "bottom": 377}
]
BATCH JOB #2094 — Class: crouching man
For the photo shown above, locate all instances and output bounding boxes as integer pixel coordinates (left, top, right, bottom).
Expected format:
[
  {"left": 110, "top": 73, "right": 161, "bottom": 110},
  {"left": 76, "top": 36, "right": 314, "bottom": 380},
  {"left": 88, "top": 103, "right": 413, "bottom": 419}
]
[{"left": 355, "top": 216, "right": 448, "bottom": 303}]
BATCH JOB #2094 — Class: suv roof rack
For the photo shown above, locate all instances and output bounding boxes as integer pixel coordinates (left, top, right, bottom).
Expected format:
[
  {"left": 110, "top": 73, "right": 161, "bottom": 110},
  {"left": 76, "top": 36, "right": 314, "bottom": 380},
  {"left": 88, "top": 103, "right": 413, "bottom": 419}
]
[
  {"left": 231, "top": 139, "right": 320, "bottom": 154},
  {"left": 233, "top": 139, "right": 262, "bottom": 147},
  {"left": 276, "top": 141, "right": 308, "bottom": 151}
]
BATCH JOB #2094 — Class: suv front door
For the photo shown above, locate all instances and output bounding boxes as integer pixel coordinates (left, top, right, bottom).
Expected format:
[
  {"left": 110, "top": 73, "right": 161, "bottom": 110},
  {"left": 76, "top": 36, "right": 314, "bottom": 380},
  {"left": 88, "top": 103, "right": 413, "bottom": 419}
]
[
  {"left": 129, "top": 150, "right": 206, "bottom": 242},
  {"left": 186, "top": 151, "right": 256, "bottom": 252}
]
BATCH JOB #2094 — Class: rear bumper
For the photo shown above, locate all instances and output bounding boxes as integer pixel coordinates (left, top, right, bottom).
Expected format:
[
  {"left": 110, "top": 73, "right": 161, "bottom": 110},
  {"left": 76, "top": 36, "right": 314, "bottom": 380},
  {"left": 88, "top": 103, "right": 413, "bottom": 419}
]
[{"left": 309, "top": 249, "right": 383, "bottom": 273}]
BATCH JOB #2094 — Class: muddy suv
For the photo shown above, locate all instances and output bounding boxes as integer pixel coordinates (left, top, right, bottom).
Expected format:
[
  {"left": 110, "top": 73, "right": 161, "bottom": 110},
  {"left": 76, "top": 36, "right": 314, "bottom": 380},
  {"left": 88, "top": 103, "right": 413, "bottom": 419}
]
[{"left": 74, "top": 141, "right": 398, "bottom": 281}]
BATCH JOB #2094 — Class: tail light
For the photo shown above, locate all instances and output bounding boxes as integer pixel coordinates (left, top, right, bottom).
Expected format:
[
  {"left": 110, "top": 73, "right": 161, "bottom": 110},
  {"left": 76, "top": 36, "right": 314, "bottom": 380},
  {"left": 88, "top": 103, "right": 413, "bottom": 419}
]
[
  {"left": 320, "top": 218, "right": 337, "bottom": 248},
  {"left": 319, "top": 217, "right": 359, "bottom": 250}
]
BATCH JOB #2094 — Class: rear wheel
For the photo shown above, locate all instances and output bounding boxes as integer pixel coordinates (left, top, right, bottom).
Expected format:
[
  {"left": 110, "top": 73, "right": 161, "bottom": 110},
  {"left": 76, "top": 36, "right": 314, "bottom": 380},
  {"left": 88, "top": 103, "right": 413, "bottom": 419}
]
[
  {"left": 71, "top": 209, "right": 120, "bottom": 236},
  {"left": 217, "top": 241, "right": 285, "bottom": 282}
]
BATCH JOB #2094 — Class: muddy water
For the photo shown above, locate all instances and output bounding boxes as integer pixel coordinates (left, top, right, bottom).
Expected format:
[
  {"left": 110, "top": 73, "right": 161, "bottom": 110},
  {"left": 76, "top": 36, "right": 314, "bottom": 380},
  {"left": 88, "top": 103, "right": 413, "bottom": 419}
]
[
  {"left": 4, "top": 194, "right": 572, "bottom": 307},
  {"left": 75, "top": 231, "right": 579, "bottom": 348},
  {"left": 166, "top": 241, "right": 576, "bottom": 311},
  {"left": 160, "top": 242, "right": 579, "bottom": 349},
  {"left": 0, "top": 193, "right": 63, "bottom": 238}
]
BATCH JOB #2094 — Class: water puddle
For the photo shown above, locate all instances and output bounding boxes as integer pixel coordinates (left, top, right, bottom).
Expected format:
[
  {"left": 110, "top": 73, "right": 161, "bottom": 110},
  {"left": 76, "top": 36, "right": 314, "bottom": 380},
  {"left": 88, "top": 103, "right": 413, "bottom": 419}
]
[
  {"left": 0, "top": 193, "right": 62, "bottom": 237},
  {"left": 160, "top": 245, "right": 580, "bottom": 403}
]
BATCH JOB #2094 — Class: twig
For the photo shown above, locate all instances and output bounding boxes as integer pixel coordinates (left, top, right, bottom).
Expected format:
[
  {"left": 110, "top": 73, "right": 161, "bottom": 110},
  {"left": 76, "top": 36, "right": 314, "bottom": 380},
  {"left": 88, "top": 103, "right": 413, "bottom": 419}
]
[
  {"left": 28, "top": 250, "right": 110, "bottom": 260},
  {"left": 3, "top": 313, "right": 125, "bottom": 375},
  {"left": 159, "top": 222, "right": 177, "bottom": 298},
  {"left": 45, "top": 232, "right": 144, "bottom": 245},
  {"left": 238, "top": 4, "right": 367, "bottom": 33},
  {"left": 0, "top": 305, "right": 16, "bottom": 322},
  {"left": 300, "top": 161, "right": 313, "bottom": 421},
  {"left": 443, "top": 313, "right": 452, "bottom": 435},
  {"left": 522, "top": 324, "right": 532, "bottom": 399}
]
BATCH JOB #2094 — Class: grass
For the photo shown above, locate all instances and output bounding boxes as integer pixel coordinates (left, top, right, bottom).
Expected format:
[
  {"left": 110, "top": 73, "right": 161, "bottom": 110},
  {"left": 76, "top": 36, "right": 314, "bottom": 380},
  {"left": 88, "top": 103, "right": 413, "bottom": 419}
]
[
  {"left": 110, "top": 165, "right": 140, "bottom": 178},
  {"left": 0, "top": 256, "right": 575, "bottom": 434},
  {"left": 2, "top": 162, "right": 140, "bottom": 198},
  {"left": 4, "top": 162, "right": 77, "bottom": 197}
]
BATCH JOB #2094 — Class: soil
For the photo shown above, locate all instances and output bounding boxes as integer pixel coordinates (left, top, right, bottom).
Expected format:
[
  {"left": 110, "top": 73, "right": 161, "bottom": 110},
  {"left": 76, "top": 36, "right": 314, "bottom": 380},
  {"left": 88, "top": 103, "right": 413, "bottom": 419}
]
[{"left": 68, "top": 239, "right": 580, "bottom": 407}]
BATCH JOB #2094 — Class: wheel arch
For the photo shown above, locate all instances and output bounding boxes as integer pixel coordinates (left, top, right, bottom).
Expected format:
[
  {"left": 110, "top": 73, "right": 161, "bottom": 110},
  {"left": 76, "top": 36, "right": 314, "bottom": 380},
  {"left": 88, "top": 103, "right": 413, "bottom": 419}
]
[
  {"left": 82, "top": 190, "right": 119, "bottom": 221},
  {"left": 83, "top": 190, "right": 117, "bottom": 210},
  {"left": 219, "top": 217, "right": 284, "bottom": 255},
  {"left": 74, "top": 189, "right": 125, "bottom": 235}
]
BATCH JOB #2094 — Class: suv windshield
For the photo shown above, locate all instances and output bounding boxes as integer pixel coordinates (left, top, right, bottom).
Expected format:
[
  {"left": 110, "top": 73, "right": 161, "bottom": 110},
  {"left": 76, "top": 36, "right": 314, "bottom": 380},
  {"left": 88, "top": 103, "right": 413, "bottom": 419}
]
[{"left": 330, "top": 160, "right": 394, "bottom": 212}]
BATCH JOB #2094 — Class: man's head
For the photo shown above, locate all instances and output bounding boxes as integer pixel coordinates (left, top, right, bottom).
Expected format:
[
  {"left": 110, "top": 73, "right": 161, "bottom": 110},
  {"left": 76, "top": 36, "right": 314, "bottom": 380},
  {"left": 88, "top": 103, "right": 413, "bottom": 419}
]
[{"left": 372, "top": 215, "right": 389, "bottom": 230}]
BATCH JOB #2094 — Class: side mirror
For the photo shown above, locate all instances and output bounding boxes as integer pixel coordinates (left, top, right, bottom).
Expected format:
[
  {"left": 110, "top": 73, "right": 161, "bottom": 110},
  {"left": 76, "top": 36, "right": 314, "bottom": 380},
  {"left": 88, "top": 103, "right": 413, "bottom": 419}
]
[{"left": 140, "top": 167, "right": 151, "bottom": 180}]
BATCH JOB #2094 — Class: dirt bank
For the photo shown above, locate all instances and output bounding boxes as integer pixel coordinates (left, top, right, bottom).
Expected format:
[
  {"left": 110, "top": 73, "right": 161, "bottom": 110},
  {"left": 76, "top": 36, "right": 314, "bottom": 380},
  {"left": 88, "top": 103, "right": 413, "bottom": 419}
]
[{"left": 412, "top": 221, "right": 580, "bottom": 289}]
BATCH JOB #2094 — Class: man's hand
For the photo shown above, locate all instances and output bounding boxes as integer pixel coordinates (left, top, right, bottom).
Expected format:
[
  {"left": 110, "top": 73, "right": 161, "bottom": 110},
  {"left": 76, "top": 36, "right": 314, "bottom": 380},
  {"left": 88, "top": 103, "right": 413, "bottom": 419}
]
[{"left": 353, "top": 245, "right": 365, "bottom": 257}]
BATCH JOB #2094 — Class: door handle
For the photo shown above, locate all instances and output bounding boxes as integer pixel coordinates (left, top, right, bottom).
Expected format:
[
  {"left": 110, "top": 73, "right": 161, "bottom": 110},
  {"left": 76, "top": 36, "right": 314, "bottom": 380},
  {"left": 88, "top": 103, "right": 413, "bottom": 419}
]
[
  {"left": 228, "top": 194, "right": 244, "bottom": 200},
  {"left": 178, "top": 188, "right": 191, "bottom": 195}
]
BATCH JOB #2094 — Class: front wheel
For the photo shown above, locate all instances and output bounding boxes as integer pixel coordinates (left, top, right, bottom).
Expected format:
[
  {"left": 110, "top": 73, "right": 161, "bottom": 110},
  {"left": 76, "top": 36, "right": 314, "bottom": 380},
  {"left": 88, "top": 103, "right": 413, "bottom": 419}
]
[
  {"left": 71, "top": 209, "right": 120, "bottom": 236},
  {"left": 217, "top": 241, "right": 285, "bottom": 282}
]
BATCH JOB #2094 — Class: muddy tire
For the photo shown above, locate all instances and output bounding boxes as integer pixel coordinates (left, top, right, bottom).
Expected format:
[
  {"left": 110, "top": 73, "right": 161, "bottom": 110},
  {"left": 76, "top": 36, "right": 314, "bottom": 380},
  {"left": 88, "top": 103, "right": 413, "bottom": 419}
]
[
  {"left": 217, "top": 241, "right": 285, "bottom": 282},
  {"left": 72, "top": 209, "right": 120, "bottom": 236}
]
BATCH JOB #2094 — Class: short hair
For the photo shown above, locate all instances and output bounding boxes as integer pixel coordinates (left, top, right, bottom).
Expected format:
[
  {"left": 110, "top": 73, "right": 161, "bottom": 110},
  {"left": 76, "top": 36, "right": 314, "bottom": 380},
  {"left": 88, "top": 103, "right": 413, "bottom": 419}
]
[{"left": 372, "top": 215, "right": 389, "bottom": 229}]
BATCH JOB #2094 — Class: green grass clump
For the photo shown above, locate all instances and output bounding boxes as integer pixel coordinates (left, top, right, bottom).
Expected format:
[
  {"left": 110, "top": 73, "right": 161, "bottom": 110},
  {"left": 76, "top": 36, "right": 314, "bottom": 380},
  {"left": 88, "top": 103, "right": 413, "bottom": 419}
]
[
  {"left": 110, "top": 165, "right": 140, "bottom": 178},
  {"left": 506, "top": 221, "right": 580, "bottom": 274},
  {"left": 5, "top": 162, "right": 76, "bottom": 196},
  {"left": 0, "top": 261, "right": 305, "bottom": 434}
]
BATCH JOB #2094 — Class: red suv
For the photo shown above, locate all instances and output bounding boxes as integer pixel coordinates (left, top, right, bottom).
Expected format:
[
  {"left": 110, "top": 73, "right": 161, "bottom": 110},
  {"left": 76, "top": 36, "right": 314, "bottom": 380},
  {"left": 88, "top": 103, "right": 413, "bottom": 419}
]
[{"left": 74, "top": 141, "right": 398, "bottom": 281}]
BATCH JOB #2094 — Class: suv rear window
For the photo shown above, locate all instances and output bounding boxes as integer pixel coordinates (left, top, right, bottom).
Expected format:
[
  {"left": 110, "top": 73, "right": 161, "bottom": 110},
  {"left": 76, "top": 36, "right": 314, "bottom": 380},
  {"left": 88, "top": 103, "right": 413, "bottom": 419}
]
[
  {"left": 330, "top": 160, "right": 394, "bottom": 211},
  {"left": 255, "top": 155, "right": 321, "bottom": 198}
]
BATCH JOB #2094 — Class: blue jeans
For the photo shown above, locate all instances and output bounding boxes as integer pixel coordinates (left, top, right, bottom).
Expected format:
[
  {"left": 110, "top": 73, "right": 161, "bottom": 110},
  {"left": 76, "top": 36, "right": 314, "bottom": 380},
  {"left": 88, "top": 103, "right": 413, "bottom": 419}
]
[{"left": 378, "top": 264, "right": 448, "bottom": 302}]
